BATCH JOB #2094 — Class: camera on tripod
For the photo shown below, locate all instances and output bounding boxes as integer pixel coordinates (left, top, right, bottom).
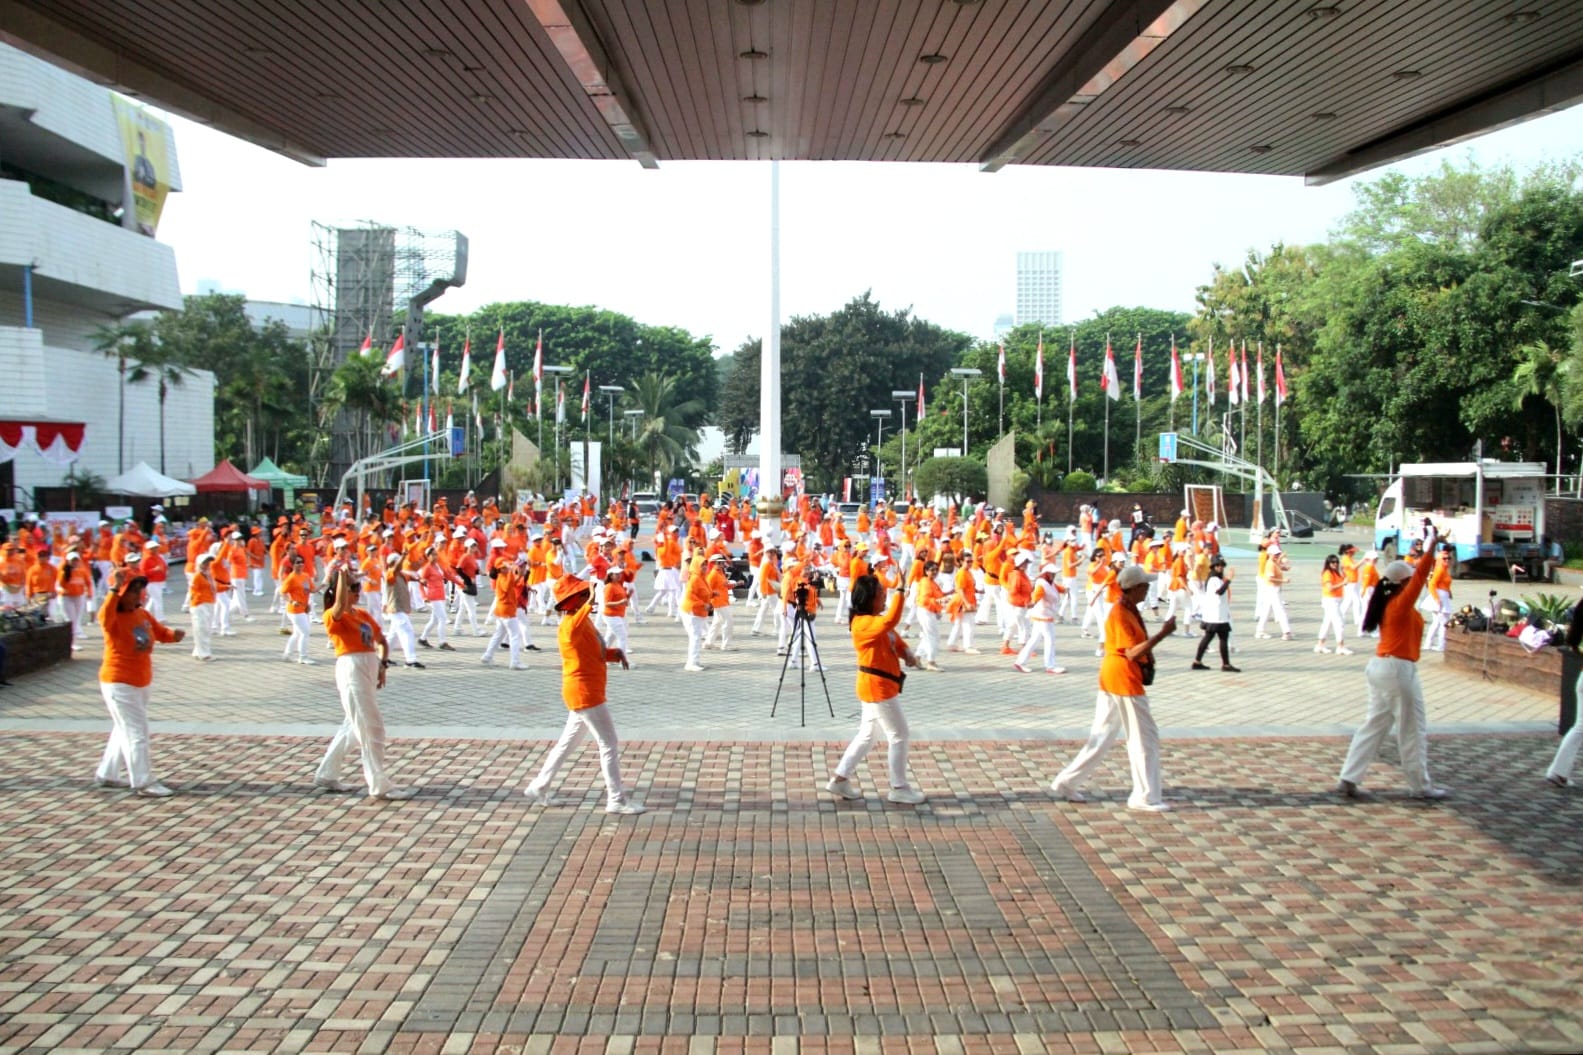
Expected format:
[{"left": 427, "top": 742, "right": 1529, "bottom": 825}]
[{"left": 794, "top": 581, "right": 814, "bottom": 617}]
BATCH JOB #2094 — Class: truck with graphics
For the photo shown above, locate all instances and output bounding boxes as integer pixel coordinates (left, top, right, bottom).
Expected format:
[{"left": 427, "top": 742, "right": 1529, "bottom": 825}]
[{"left": 1374, "top": 460, "right": 1547, "bottom": 579}]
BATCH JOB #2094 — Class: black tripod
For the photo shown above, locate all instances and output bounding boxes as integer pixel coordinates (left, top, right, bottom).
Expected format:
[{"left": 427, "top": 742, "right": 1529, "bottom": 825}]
[{"left": 772, "top": 594, "right": 835, "bottom": 727}]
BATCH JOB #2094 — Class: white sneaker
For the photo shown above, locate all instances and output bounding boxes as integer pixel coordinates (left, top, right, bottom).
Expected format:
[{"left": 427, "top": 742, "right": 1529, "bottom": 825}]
[
  {"left": 606, "top": 799, "right": 646, "bottom": 815},
  {"left": 1415, "top": 787, "right": 1451, "bottom": 800},
  {"left": 683, "top": 663, "right": 705, "bottom": 672},
  {"left": 375, "top": 787, "right": 417, "bottom": 801},
  {"left": 825, "top": 776, "right": 862, "bottom": 800},
  {"left": 299, "top": 658, "right": 317, "bottom": 666},
  {"left": 522, "top": 787, "right": 554, "bottom": 806},
  {"left": 1093, "top": 647, "right": 1104, "bottom": 657},
  {"left": 963, "top": 647, "right": 981, "bottom": 655},
  {"left": 1049, "top": 780, "right": 1086, "bottom": 802},
  {"left": 1045, "top": 666, "right": 1067, "bottom": 675},
  {"left": 1336, "top": 646, "right": 1354, "bottom": 656},
  {"left": 886, "top": 787, "right": 926, "bottom": 805},
  {"left": 1127, "top": 800, "right": 1173, "bottom": 813},
  {"left": 1314, "top": 644, "right": 1331, "bottom": 654},
  {"left": 134, "top": 782, "right": 174, "bottom": 798},
  {"left": 314, "top": 778, "right": 357, "bottom": 793}
]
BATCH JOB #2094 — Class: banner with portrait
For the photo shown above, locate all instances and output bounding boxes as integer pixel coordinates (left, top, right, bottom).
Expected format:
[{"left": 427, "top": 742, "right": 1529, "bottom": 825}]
[{"left": 111, "top": 95, "right": 172, "bottom": 236}]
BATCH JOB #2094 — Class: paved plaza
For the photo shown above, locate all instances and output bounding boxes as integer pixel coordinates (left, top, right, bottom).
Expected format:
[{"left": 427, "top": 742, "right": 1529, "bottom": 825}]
[{"left": 2, "top": 544, "right": 1579, "bottom": 1054}]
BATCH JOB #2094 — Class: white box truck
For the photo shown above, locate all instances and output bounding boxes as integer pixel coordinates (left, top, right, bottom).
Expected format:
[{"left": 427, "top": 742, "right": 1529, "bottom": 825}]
[{"left": 1374, "top": 460, "right": 1547, "bottom": 578}]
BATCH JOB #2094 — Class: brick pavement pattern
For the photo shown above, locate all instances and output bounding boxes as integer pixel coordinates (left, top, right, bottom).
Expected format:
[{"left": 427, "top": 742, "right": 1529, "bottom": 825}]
[{"left": 1, "top": 551, "right": 1578, "bottom": 1054}]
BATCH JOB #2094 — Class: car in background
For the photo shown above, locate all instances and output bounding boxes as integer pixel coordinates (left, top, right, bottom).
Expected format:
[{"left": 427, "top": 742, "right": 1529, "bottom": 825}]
[
  {"left": 630, "top": 492, "right": 660, "bottom": 517},
  {"left": 834, "top": 501, "right": 863, "bottom": 524}
]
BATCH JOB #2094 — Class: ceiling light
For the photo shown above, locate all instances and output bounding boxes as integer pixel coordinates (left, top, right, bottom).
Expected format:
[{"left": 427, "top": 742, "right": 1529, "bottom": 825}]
[
  {"left": 424, "top": 47, "right": 453, "bottom": 58},
  {"left": 1249, "top": 144, "right": 1274, "bottom": 154},
  {"left": 1392, "top": 69, "right": 1423, "bottom": 79},
  {"left": 1163, "top": 105, "right": 1191, "bottom": 115},
  {"left": 1504, "top": 10, "right": 1541, "bottom": 24},
  {"left": 951, "top": 0, "right": 982, "bottom": 5},
  {"left": 1224, "top": 63, "right": 1255, "bottom": 75},
  {"left": 1118, "top": 138, "right": 1142, "bottom": 147},
  {"left": 919, "top": 53, "right": 948, "bottom": 64},
  {"left": 472, "top": 93, "right": 493, "bottom": 103},
  {"left": 743, "top": 93, "right": 767, "bottom": 103},
  {"left": 1310, "top": 111, "right": 1338, "bottom": 120},
  {"left": 746, "top": 129, "right": 769, "bottom": 138},
  {"left": 462, "top": 65, "right": 483, "bottom": 73},
  {"left": 900, "top": 96, "right": 926, "bottom": 106},
  {"left": 1305, "top": 5, "right": 1341, "bottom": 18},
  {"left": 884, "top": 131, "right": 907, "bottom": 139},
  {"left": 740, "top": 48, "right": 768, "bottom": 59},
  {"left": 735, "top": 0, "right": 768, "bottom": 5}
]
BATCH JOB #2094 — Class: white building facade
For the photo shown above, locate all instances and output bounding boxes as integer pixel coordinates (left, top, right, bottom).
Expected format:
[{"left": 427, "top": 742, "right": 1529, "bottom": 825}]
[
  {"left": 1014, "top": 250, "right": 1063, "bottom": 329},
  {"left": 0, "top": 43, "right": 213, "bottom": 509}
]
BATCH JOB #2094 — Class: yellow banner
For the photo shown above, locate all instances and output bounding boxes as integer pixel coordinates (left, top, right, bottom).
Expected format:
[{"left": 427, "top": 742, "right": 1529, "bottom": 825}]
[{"left": 111, "top": 95, "right": 171, "bottom": 237}]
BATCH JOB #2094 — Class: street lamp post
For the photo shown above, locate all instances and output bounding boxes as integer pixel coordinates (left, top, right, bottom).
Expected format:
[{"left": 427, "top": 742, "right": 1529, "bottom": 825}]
[
  {"left": 623, "top": 409, "right": 646, "bottom": 491},
  {"left": 542, "top": 364, "right": 572, "bottom": 493},
  {"left": 949, "top": 367, "right": 982, "bottom": 457},
  {"left": 890, "top": 389, "right": 915, "bottom": 502},
  {"left": 870, "top": 409, "right": 892, "bottom": 500},
  {"left": 599, "top": 384, "right": 623, "bottom": 446},
  {"left": 1187, "top": 353, "right": 1205, "bottom": 435}
]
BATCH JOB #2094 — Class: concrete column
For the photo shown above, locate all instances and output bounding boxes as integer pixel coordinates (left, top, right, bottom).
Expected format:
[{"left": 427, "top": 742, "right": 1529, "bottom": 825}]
[{"left": 758, "top": 161, "right": 784, "bottom": 535}]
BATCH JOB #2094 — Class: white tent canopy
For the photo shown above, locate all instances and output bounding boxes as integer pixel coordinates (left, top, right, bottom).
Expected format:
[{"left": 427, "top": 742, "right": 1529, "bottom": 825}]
[{"left": 104, "top": 461, "right": 197, "bottom": 498}]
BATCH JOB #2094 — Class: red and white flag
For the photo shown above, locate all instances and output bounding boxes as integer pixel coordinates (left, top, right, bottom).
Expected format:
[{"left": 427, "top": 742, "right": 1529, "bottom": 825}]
[
  {"left": 1240, "top": 341, "right": 1250, "bottom": 404},
  {"left": 1275, "top": 345, "right": 1288, "bottom": 407},
  {"left": 457, "top": 337, "right": 472, "bottom": 395},
  {"left": 427, "top": 401, "right": 437, "bottom": 434},
  {"left": 917, "top": 374, "right": 926, "bottom": 419},
  {"left": 997, "top": 343, "right": 1006, "bottom": 385},
  {"left": 1227, "top": 342, "right": 1241, "bottom": 406},
  {"left": 533, "top": 330, "right": 544, "bottom": 415},
  {"left": 1101, "top": 336, "right": 1119, "bottom": 402},
  {"left": 1066, "top": 336, "right": 1077, "bottom": 402},
  {"left": 507, "top": 372, "right": 514, "bottom": 403},
  {"left": 1132, "top": 333, "right": 1143, "bottom": 400},
  {"left": 1256, "top": 342, "right": 1266, "bottom": 405},
  {"left": 431, "top": 342, "right": 440, "bottom": 387},
  {"left": 381, "top": 333, "right": 406, "bottom": 377},
  {"left": 358, "top": 331, "right": 374, "bottom": 358},
  {"left": 580, "top": 371, "right": 590, "bottom": 421},
  {"left": 556, "top": 382, "right": 566, "bottom": 425},
  {"left": 445, "top": 404, "right": 454, "bottom": 436},
  {"left": 1169, "top": 336, "right": 1184, "bottom": 403},
  {"left": 1205, "top": 338, "right": 1216, "bottom": 407},
  {"left": 490, "top": 330, "right": 507, "bottom": 392},
  {"left": 412, "top": 402, "right": 421, "bottom": 436},
  {"left": 1034, "top": 333, "right": 1044, "bottom": 400}
]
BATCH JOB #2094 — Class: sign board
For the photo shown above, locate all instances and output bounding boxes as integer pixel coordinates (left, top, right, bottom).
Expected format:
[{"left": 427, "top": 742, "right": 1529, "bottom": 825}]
[
  {"left": 933, "top": 448, "right": 962, "bottom": 458},
  {"left": 1158, "top": 432, "right": 1178, "bottom": 463},
  {"left": 869, "top": 477, "right": 886, "bottom": 504},
  {"left": 104, "top": 505, "right": 134, "bottom": 522},
  {"left": 449, "top": 426, "right": 466, "bottom": 458},
  {"left": 666, "top": 478, "right": 686, "bottom": 499}
]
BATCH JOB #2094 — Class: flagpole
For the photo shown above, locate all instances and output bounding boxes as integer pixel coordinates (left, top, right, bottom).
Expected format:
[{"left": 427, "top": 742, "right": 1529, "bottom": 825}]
[
  {"left": 1239, "top": 341, "right": 1248, "bottom": 475},
  {"left": 1256, "top": 341, "right": 1264, "bottom": 479},
  {"left": 1102, "top": 332, "right": 1110, "bottom": 484},
  {"left": 1168, "top": 334, "right": 1175, "bottom": 432},
  {"left": 1065, "top": 330, "right": 1073, "bottom": 473},
  {"left": 1133, "top": 333, "right": 1141, "bottom": 466},
  {"left": 1273, "top": 344, "right": 1281, "bottom": 482}
]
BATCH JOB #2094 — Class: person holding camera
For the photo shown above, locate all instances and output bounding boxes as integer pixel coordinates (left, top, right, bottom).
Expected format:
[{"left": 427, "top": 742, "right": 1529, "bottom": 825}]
[
  {"left": 826, "top": 572, "right": 925, "bottom": 804},
  {"left": 1049, "top": 564, "right": 1177, "bottom": 811},
  {"left": 1336, "top": 527, "right": 1450, "bottom": 801}
]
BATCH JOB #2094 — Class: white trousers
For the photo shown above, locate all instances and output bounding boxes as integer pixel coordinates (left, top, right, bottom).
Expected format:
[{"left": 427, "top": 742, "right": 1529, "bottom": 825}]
[
  {"left": 1059, "top": 578, "right": 1078, "bottom": 620},
  {"left": 61, "top": 595, "right": 87, "bottom": 646},
  {"left": 144, "top": 583, "right": 166, "bottom": 624},
  {"left": 386, "top": 611, "right": 418, "bottom": 663},
  {"left": 249, "top": 567, "right": 264, "bottom": 595},
  {"left": 316, "top": 652, "right": 393, "bottom": 796},
  {"left": 704, "top": 605, "right": 734, "bottom": 649},
  {"left": 190, "top": 603, "right": 214, "bottom": 658},
  {"left": 1002, "top": 606, "right": 1029, "bottom": 646},
  {"left": 451, "top": 593, "right": 480, "bottom": 635},
  {"left": 420, "top": 603, "right": 449, "bottom": 645},
  {"left": 1342, "top": 582, "right": 1364, "bottom": 631},
  {"left": 916, "top": 609, "right": 940, "bottom": 663},
  {"left": 835, "top": 698, "right": 913, "bottom": 790},
  {"left": 1425, "top": 589, "right": 1452, "bottom": 650},
  {"left": 945, "top": 611, "right": 975, "bottom": 651},
  {"left": 1053, "top": 690, "right": 1163, "bottom": 808},
  {"left": 482, "top": 614, "right": 523, "bottom": 666},
  {"left": 283, "top": 612, "right": 311, "bottom": 660},
  {"left": 683, "top": 612, "right": 708, "bottom": 667},
  {"left": 1339, "top": 656, "right": 1433, "bottom": 794},
  {"left": 752, "top": 592, "right": 778, "bottom": 634},
  {"left": 96, "top": 682, "right": 157, "bottom": 790},
  {"left": 212, "top": 591, "right": 233, "bottom": 634},
  {"left": 1317, "top": 595, "right": 1347, "bottom": 646},
  {"left": 230, "top": 585, "right": 250, "bottom": 620},
  {"left": 1548, "top": 670, "right": 1583, "bottom": 783},
  {"left": 1254, "top": 582, "right": 1292, "bottom": 635},
  {"left": 603, "top": 615, "right": 629, "bottom": 656},
  {"left": 1016, "top": 618, "right": 1058, "bottom": 670},
  {"left": 525, "top": 703, "right": 628, "bottom": 806}
]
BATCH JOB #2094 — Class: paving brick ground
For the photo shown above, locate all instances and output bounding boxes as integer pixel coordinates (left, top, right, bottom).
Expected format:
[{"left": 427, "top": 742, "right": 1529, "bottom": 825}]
[{"left": 1, "top": 548, "right": 1578, "bottom": 1054}]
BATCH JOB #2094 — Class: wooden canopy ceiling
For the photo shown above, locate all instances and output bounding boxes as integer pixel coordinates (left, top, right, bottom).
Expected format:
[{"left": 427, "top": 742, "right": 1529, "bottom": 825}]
[{"left": 2, "top": 0, "right": 1581, "bottom": 184}]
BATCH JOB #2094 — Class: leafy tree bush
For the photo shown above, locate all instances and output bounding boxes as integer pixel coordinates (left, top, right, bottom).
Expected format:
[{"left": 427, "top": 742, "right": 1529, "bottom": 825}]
[
  {"left": 913, "top": 456, "right": 986, "bottom": 503},
  {"left": 1061, "top": 469, "right": 1097, "bottom": 492}
]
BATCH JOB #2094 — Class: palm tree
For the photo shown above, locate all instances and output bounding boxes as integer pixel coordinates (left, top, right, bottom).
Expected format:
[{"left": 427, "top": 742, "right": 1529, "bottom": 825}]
[
  {"left": 630, "top": 371, "right": 704, "bottom": 491},
  {"left": 323, "top": 354, "right": 402, "bottom": 465},
  {"left": 125, "top": 346, "right": 195, "bottom": 475},
  {"left": 1513, "top": 340, "right": 1566, "bottom": 489},
  {"left": 92, "top": 320, "right": 157, "bottom": 475}
]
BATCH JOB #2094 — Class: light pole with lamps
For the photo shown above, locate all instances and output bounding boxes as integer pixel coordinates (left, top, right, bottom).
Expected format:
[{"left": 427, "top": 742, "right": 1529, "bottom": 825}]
[
  {"left": 541, "top": 364, "right": 572, "bottom": 493},
  {"left": 890, "top": 388, "right": 915, "bottom": 501},
  {"left": 599, "top": 384, "right": 623, "bottom": 446},
  {"left": 949, "top": 367, "right": 982, "bottom": 457},
  {"left": 870, "top": 408, "right": 892, "bottom": 501}
]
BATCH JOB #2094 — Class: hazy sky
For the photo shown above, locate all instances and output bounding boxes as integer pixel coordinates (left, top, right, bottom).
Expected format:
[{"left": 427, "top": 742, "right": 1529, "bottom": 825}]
[{"left": 156, "top": 104, "right": 1583, "bottom": 353}]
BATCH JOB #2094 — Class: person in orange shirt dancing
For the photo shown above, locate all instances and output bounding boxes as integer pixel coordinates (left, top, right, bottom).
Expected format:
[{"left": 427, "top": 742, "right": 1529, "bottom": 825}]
[
  {"left": 1049, "top": 565, "right": 1177, "bottom": 811},
  {"left": 1424, "top": 542, "right": 1454, "bottom": 653},
  {"left": 280, "top": 555, "right": 316, "bottom": 665},
  {"left": 1336, "top": 527, "right": 1450, "bottom": 801},
  {"left": 93, "top": 567, "right": 185, "bottom": 796},
  {"left": 188, "top": 552, "right": 217, "bottom": 661},
  {"left": 57, "top": 550, "right": 95, "bottom": 651},
  {"left": 825, "top": 572, "right": 924, "bottom": 804},
  {"left": 521, "top": 574, "right": 644, "bottom": 815},
  {"left": 314, "top": 566, "right": 414, "bottom": 800},
  {"left": 1315, "top": 553, "right": 1353, "bottom": 655}
]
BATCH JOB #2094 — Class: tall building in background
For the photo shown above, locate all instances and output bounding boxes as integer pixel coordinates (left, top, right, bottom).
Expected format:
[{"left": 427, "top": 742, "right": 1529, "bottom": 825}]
[
  {"left": 1015, "top": 251, "right": 1063, "bottom": 328},
  {"left": 992, "top": 313, "right": 1015, "bottom": 340}
]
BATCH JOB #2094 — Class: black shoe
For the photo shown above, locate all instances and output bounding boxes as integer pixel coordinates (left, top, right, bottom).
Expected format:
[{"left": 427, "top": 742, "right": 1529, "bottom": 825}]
[
  {"left": 417, "top": 638, "right": 433, "bottom": 649},
  {"left": 438, "top": 642, "right": 456, "bottom": 652},
  {"left": 405, "top": 661, "right": 426, "bottom": 669},
  {"left": 1221, "top": 664, "right": 1240, "bottom": 673},
  {"left": 1190, "top": 661, "right": 1209, "bottom": 670},
  {"left": 524, "top": 644, "right": 541, "bottom": 651}
]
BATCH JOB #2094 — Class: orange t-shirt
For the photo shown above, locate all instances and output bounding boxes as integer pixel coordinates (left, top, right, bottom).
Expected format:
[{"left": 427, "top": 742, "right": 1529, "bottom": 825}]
[
  {"left": 1321, "top": 568, "right": 1344, "bottom": 599},
  {"left": 1098, "top": 601, "right": 1149, "bottom": 697},
  {"left": 603, "top": 582, "right": 629, "bottom": 618},
  {"left": 324, "top": 607, "right": 384, "bottom": 657},
  {"left": 188, "top": 573, "right": 216, "bottom": 606},
  {"left": 281, "top": 571, "right": 312, "bottom": 615},
  {"left": 1377, "top": 554, "right": 1432, "bottom": 663},
  {"left": 99, "top": 601, "right": 177, "bottom": 687},
  {"left": 1359, "top": 562, "right": 1380, "bottom": 591},
  {"left": 851, "top": 588, "right": 905, "bottom": 703},
  {"left": 559, "top": 597, "right": 611, "bottom": 711}
]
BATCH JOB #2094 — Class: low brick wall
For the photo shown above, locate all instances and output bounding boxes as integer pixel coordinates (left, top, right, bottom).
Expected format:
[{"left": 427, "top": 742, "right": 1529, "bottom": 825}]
[
  {"left": 3, "top": 622, "right": 71, "bottom": 678},
  {"left": 1444, "top": 625, "right": 1578, "bottom": 734}
]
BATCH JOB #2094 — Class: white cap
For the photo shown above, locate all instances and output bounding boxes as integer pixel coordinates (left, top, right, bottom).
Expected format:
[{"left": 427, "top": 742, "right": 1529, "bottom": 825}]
[
  {"left": 196, "top": 553, "right": 215, "bottom": 565},
  {"left": 452, "top": 527, "right": 467, "bottom": 538},
  {"left": 1117, "top": 565, "right": 1152, "bottom": 590},
  {"left": 780, "top": 541, "right": 796, "bottom": 553},
  {"left": 489, "top": 538, "right": 506, "bottom": 548},
  {"left": 143, "top": 539, "right": 159, "bottom": 549},
  {"left": 1206, "top": 521, "right": 1219, "bottom": 532},
  {"left": 750, "top": 530, "right": 762, "bottom": 539},
  {"left": 1012, "top": 550, "right": 1032, "bottom": 566},
  {"left": 1039, "top": 562, "right": 1058, "bottom": 575},
  {"left": 386, "top": 552, "right": 402, "bottom": 564},
  {"left": 1383, "top": 560, "right": 1414, "bottom": 583}
]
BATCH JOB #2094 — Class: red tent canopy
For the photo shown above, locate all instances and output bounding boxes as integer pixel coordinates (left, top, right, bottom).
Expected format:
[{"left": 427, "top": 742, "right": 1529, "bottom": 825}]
[{"left": 189, "top": 459, "right": 271, "bottom": 492}]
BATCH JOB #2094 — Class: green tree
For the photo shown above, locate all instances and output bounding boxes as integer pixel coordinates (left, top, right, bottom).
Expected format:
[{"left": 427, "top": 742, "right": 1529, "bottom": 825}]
[
  {"left": 1513, "top": 340, "right": 1567, "bottom": 481},
  {"left": 630, "top": 371, "right": 704, "bottom": 491},
  {"left": 323, "top": 354, "right": 403, "bottom": 468},
  {"left": 92, "top": 319, "right": 158, "bottom": 475},
  {"left": 125, "top": 342, "right": 196, "bottom": 475},
  {"left": 912, "top": 456, "right": 987, "bottom": 503}
]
